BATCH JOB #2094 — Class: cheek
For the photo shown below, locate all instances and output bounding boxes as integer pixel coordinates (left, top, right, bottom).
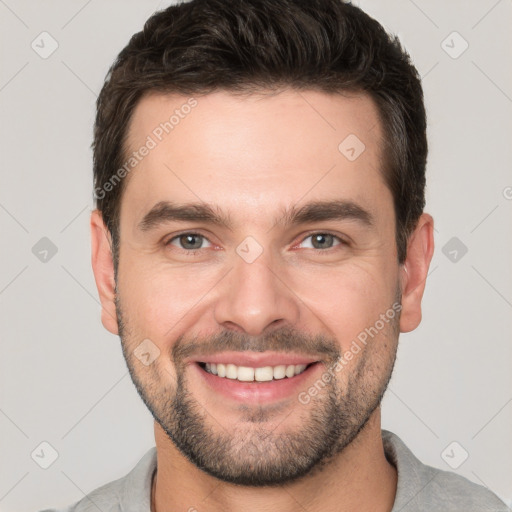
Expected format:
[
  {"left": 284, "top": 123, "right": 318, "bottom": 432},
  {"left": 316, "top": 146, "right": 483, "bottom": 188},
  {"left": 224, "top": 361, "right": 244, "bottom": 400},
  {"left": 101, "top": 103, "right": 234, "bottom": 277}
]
[
  {"left": 117, "top": 255, "right": 222, "bottom": 339},
  {"left": 287, "top": 259, "right": 399, "bottom": 349}
]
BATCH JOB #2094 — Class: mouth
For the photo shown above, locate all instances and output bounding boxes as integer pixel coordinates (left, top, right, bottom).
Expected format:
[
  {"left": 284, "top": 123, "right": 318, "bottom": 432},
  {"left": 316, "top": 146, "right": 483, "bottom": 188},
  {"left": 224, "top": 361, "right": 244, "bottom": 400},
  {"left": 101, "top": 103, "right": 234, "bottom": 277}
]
[
  {"left": 191, "top": 354, "right": 323, "bottom": 403},
  {"left": 197, "top": 361, "right": 315, "bottom": 382}
]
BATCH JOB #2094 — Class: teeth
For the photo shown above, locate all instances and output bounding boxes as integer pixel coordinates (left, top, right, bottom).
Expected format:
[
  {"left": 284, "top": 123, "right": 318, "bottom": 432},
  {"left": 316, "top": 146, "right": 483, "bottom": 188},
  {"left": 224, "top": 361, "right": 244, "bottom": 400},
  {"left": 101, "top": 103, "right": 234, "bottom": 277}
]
[
  {"left": 237, "top": 366, "right": 255, "bottom": 381},
  {"left": 226, "top": 363, "right": 238, "bottom": 379},
  {"left": 203, "top": 362, "right": 310, "bottom": 381},
  {"left": 273, "top": 365, "right": 286, "bottom": 379},
  {"left": 254, "top": 366, "right": 273, "bottom": 381},
  {"left": 285, "top": 365, "right": 295, "bottom": 378}
]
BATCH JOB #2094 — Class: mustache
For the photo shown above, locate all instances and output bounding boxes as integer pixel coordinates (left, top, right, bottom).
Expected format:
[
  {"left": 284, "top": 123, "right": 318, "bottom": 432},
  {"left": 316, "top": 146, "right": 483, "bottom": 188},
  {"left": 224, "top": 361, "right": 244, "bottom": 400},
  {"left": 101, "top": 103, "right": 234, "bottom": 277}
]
[{"left": 171, "top": 325, "right": 341, "bottom": 365}]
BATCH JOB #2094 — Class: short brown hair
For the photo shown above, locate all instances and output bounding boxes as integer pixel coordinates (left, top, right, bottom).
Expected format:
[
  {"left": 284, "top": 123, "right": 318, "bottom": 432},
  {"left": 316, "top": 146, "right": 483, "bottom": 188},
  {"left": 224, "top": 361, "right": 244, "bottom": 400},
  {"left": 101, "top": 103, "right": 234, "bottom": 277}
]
[{"left": 93, "top": 0, "right": 427, "bottom": 268}]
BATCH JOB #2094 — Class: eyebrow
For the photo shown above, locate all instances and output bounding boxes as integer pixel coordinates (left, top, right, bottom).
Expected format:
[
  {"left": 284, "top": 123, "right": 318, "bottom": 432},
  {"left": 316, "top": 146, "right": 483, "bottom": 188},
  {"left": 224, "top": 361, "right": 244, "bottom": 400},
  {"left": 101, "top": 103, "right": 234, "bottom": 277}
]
[
  {"left": 137, "top": 199, "right": 374, "bottom": 232},
  {"left": 278, "top": 200, "right": 374, "bottom": 228},
  {"left": 138, "top": 201, "right": 234, "bottom": 232}
]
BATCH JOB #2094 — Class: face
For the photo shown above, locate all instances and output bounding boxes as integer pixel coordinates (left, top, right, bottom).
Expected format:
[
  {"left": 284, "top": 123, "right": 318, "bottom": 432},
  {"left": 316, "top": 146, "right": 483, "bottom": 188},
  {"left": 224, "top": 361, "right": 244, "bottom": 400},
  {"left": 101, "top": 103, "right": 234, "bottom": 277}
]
[{"left": 95, "top": 89, "right": 412, "bottom": 485}]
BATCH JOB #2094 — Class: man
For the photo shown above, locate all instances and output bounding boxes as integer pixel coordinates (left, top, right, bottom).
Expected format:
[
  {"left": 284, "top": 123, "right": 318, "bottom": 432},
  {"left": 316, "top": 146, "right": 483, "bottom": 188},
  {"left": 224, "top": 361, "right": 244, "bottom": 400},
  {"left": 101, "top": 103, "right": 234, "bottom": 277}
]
[{"left": 44, "top": 0, "right": 508, "bottom": 510}]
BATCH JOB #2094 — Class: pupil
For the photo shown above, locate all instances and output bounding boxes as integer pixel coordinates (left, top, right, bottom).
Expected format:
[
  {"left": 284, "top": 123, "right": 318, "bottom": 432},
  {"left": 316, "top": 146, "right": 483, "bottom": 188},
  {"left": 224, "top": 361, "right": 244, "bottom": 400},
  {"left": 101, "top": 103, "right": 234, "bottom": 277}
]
[
  {"left": 181, "top": 234, "right": 202, "bottom": 249},
  {"left": 313, "top": 234, "right": 332, "bottom": 249}
]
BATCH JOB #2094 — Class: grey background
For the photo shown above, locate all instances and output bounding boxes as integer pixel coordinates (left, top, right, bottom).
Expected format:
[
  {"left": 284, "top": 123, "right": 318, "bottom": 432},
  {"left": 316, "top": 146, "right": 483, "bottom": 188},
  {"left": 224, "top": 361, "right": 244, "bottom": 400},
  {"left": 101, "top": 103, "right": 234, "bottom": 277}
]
[{"left": 0, "top": 0, "right": 511, "bottom": 510}]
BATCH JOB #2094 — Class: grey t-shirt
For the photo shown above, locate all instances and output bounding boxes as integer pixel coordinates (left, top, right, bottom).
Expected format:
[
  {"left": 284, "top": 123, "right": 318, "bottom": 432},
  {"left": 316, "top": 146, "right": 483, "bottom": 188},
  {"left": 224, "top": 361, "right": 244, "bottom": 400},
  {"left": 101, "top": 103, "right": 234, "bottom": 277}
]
[{"left": 41, "top": 430, "right": 509, "bottom": 512}]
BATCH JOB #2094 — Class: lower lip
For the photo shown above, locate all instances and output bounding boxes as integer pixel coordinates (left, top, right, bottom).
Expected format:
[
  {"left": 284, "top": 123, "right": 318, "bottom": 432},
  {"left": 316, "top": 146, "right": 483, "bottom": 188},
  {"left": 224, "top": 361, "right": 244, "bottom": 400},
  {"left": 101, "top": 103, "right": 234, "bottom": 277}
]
[{"left": 192, "top": 362, "right": 322, "bottom": 403}]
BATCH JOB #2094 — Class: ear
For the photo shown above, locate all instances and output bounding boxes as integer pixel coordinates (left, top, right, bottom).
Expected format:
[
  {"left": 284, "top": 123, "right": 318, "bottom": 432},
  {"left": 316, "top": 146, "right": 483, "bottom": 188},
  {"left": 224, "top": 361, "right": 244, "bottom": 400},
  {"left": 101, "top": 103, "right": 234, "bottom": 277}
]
[
  {"left": 90, "top": 209, "right": 119, "bottom": 335},
  {"left": 399, "top": 213, "right": 435, "bottom": 333}
]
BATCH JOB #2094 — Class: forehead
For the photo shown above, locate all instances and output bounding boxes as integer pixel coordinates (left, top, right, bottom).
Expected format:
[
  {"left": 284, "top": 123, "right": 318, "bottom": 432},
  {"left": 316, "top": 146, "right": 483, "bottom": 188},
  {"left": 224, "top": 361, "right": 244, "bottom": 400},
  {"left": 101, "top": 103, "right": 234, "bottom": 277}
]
[{"left": 121, "top": 89, "right": 389, "bottom": 227}]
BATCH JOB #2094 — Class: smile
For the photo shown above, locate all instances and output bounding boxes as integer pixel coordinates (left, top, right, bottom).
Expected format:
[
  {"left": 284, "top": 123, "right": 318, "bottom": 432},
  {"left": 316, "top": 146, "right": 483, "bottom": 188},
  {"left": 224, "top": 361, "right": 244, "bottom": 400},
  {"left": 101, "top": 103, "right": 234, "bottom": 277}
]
[{"left": 198, "top": 362, "right": 311, "bottom": 382}]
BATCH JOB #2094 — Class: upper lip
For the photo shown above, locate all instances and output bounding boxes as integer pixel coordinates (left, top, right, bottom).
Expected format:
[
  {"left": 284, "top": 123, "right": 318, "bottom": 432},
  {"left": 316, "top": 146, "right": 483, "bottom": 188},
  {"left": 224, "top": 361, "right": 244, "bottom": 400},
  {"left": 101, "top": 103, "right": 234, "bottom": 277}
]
[{"left": 191, "top": 351, "right": 320, "bottom": 367}]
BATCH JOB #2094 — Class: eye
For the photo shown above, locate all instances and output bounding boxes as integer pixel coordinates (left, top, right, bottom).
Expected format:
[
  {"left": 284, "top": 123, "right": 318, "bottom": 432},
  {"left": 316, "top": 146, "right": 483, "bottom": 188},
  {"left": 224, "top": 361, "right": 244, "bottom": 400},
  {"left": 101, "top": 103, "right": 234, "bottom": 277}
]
[
  {"left": 298, "top": 233, "right": 344, "bottom": 250},
  {"left": 166, "top": 233, "right": 212, "bottom": 251}
]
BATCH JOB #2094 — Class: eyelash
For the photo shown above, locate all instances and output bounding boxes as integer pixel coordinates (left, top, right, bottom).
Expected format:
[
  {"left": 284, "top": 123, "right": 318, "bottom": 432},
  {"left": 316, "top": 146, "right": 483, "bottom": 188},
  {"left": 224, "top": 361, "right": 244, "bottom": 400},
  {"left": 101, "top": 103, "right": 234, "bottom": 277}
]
[
  {"left": 294, "top": 232, "right": 348, "bottom": 251},
  {"left": 164, "top": 232, "right": 212, "bottom": 255},
  {"left": 164, "top": 231, "right": 348, "bottom": 254}
]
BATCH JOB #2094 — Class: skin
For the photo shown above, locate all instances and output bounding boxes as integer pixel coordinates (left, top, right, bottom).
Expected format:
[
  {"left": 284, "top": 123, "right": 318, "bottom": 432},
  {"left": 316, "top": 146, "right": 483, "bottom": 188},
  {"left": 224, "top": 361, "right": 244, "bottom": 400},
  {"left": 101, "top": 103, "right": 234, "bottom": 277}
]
[{"left": 91, "top": 89, "right": 434, "bottom": 512}]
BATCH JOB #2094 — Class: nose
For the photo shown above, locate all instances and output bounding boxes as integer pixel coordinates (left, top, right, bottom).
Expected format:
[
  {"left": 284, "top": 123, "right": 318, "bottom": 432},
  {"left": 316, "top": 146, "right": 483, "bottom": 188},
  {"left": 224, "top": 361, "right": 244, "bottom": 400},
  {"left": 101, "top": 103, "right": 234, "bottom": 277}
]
[{"left": 213, "top": 249, "right": 301, "bottom": 336}]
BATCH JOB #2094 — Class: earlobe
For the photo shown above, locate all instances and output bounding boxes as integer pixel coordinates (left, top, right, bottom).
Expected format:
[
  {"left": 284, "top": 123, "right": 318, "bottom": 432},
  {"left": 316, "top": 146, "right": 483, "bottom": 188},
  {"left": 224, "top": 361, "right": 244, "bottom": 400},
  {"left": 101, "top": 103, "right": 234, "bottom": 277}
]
[
  {"left": 90, "top": 209, "right": 119, "bottom": 335},
  {"left": 399, "top": 213, "right": 435, "bottom": 333}
]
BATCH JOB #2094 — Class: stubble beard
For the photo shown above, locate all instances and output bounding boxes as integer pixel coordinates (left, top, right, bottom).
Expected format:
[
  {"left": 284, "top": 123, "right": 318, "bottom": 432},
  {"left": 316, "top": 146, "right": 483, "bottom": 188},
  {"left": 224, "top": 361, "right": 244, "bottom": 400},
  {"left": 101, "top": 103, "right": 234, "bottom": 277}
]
[{"left": 115, "top": 292, "right": 400, "bottom": 486}]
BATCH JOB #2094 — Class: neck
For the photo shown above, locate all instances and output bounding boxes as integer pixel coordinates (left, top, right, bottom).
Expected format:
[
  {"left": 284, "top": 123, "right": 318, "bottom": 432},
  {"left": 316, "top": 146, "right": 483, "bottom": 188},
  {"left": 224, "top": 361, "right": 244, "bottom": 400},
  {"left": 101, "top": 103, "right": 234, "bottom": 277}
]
[{"left": 152, "top": 408, "right": 397, "bottom": 512}]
